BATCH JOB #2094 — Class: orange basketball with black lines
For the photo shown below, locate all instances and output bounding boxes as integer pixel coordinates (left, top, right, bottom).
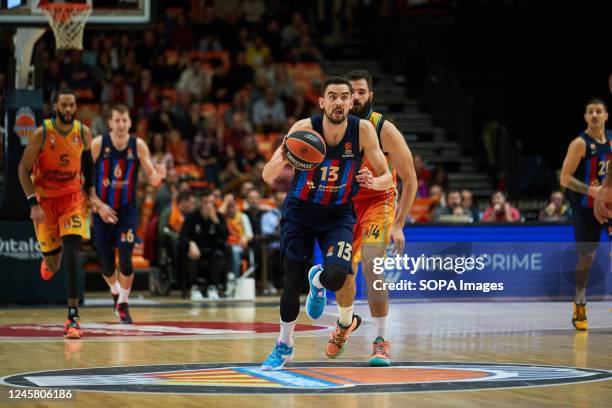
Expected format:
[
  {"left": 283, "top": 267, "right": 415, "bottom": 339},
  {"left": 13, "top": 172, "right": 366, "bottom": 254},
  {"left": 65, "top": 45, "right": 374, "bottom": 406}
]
[{"left": 283, "top": 129, "right": 326, "bottom": 171}]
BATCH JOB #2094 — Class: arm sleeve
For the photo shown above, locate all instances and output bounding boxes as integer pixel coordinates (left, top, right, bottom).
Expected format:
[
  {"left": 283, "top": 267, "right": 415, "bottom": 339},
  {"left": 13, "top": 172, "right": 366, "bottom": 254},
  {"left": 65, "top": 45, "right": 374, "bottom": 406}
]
[{"left": 81, "top": 150, "right": 95, "bottom": 191}]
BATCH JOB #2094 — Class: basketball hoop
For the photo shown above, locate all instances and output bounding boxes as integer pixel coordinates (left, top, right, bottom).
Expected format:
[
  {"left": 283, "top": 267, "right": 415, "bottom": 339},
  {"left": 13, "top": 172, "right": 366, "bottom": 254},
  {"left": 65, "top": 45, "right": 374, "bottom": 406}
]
[{"left": 40, "top": 2, "right": 92, "bottom": 50}]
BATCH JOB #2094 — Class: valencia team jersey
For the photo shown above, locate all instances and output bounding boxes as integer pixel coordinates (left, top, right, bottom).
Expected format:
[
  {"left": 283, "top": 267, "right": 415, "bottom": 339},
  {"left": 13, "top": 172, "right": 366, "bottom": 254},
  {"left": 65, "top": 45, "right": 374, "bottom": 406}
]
[
  {"left": 32, "top": 118, "right": 85, "bottom": 198},
  {"left": 574, "top": 130, "right": 612, "bottom": 208},
  {"left": 95, "top": 134, "right": 140, "bottom": 209},
  {"left": 353, "top": 107, "right": 397, "bottom": 202},
  {"left": 290, "top": 114, "right": 361, "bottom": 205}
]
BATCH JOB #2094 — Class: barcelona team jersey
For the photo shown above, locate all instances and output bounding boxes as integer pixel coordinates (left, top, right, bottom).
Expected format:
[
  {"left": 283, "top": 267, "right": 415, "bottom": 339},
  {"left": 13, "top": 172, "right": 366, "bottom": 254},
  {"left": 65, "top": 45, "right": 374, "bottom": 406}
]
[
  {"left": 353, "top": 106, "right": 397, "bottom": 202},
  {"left": 95, "top": 134, "right": 139, "bottom": 209},
  {"left": 573, "top": 129, "right": 612, "bottom": 208},
  {"left": 290, "top": 114, "right": 362, "bottom": 205},
  {"left": 32, "top": 118, "right": 84, "bottom": 198}
]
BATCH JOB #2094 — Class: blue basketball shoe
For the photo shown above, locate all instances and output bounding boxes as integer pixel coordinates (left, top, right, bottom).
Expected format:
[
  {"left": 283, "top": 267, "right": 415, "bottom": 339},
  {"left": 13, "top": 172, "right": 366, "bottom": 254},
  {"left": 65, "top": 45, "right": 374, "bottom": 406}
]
[
  {"left": 261, "top": 341, "right": 294, "bottom": 371},
  {"left": 305, "top": 264, "right": 326, "bottom": 320}
]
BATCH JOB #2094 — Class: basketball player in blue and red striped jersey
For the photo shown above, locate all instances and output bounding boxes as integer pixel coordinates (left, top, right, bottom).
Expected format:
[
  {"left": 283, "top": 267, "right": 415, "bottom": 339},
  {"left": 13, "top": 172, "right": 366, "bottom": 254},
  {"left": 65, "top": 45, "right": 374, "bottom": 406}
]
[
  {"left": 560, "top": 98, "right": 610, "bottom": 331},
  {"left": 91, "top": 104, "right": 165, "bottom": 323},
  {"left": 260, "top": 76, "right": 393, "bottom": 370}
]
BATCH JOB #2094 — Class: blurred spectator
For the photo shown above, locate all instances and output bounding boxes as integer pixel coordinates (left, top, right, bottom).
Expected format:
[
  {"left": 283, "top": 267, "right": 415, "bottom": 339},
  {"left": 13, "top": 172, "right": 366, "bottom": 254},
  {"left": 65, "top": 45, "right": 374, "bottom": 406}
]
[
  {"left": 43, "top": 61, "right": 63, "bottom": 101},
  {"left": 539, "top": 191, "right": 571, "bottom": 222},
  {"left": 149, "top": 132, "right": 174, "bottom": 171},
  {"left": 170, "top": 13, "right": 197, "bottom": 50},
  {"left": 252, "top": 87, "right": 286, "bottom": 133},
  {"left": 90, "top": 102, "right": 111, "bottom": 137},
  {"left": 282, "top": 12, "right": 304, "bottom": 50},
  {"left": 228, "top": 51, "right": 255, "bottom": 95},
  {"left": 158, "top": 190, "right": 196, "bottom": 289},
  {"left": 134, "top": 69, "right": 160, "bottom": 116},
  {"left": 246, "top": 35, "right": 271, "bottom": 70},
  {"left": 264, "top": 19, "right": 283, "bottom": 60},
  {"left": 219, "top": 194, "right": 253, "bottom": 277},
  {"left": 177, "top": 57, "right": 209, "bottom": 101},
  {"left": 461, "top": 189, "right": 480, "bottom": 222},
  {"left": 101, "top": 73, "right": 134, "bottom": 109},
  {"left": 155, "top": 167, "right": 180, "bottom": 216},
  {"left": 123, "top": 51, "right": 141, "bottom": 85},
  {"left": 223, "top": 111, "right": 253, "bottom": 158},
  {"left": 135, "top": 30, "right": 159, "bottom": 69},
  {"left": 171, "top": 91, "right": 194, "bottom": 140},
  {"left": 192, "top": 122, "right": 221, "bottom": 185},
  {"left": 210, "top": 60, "right": 232, "bottom": 103},
  {"left": 483, "top": 191, "right": 521, "bottom": 222},
  {"left": 428, "top": 184, "right": 444, "bottom": 221},
  {"left": 414, "top": 155, "right": 431, "bottom": 197},
  {"left": 149, "top": 97, "right": 179, "bottom": 133},
  {"left": 290, "top": 35, "right": 323, "bottom": 63},
  {"left": 236, "top": 135, "right": 266, "bottom": 175},
  {"left": 224, "top": 91, "right": 251, "bottom": 126},
  {"left": 261, "top": 190, "right": 286, "bottom": 290},
  {"left": 434, "top": 190, "right": 472, "bottom": 222},
  {"left": 61, "top": 50, "right": 93, "bottom": 89},
  {"left": 181, "top": 191, "right": 229, "bottom": 301},
  {"left": 244, "top": 189, "right": 266, "bottom": 236},
  {"left": 285, "top": 85, "right": 316, "bottom": 121},
  {"left": 166, "top": 129, "right": 191, "bottom": 165},
  {"left": 431, "top": 165, "right": 449, "bottom": 191}
]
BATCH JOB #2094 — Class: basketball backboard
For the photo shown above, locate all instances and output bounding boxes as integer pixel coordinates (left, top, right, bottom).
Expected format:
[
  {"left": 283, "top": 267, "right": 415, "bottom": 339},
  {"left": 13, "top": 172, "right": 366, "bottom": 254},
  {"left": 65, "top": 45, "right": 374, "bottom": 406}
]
[{"left": 0, "top": 0, "right": 152, "bottom": 25}]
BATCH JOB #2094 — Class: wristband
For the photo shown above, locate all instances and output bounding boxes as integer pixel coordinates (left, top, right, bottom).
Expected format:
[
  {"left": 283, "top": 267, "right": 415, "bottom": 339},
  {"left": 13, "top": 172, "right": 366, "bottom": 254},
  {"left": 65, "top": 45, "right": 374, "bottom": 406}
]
[{"left": 28, "top": 196, "right": 39, "bottom": 207}]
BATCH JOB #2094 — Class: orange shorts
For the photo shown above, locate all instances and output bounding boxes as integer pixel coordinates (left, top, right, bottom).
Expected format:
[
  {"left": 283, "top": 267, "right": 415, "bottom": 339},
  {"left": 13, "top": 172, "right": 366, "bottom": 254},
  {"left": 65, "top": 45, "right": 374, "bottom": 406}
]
[
  {"left": 352, "top": 193, "right": 396, "bottom": 264},
  {"left": 34, "top": 190, "right": 90, "bottom": 254}
]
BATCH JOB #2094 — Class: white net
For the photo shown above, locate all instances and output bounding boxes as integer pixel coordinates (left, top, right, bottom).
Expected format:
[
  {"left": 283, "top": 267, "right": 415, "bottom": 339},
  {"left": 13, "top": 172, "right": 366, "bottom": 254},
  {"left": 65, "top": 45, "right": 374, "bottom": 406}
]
[{"left": 41, "top": 4, "right": 92, "bottom": 50}]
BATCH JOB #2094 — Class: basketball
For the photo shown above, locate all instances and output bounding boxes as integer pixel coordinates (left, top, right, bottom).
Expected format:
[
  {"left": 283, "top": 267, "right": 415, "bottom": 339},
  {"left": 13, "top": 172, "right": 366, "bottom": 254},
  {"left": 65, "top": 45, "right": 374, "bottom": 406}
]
[{"left": 283, "top": 129, "right": 326, "bottom": 170}]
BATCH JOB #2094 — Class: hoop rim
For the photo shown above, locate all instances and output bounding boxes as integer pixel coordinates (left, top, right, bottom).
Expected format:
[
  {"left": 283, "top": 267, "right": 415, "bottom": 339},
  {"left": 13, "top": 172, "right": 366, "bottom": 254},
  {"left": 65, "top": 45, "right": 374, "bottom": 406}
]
[{"left": 40, "top": 3, "right": 92, "bottom": 13}]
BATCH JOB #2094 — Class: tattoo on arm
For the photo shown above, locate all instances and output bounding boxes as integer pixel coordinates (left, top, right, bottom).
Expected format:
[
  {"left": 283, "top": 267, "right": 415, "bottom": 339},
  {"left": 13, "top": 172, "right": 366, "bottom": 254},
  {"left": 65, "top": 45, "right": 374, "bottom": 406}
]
[{"left": 567, "top": 177, "right": 590, "bottom": 195}]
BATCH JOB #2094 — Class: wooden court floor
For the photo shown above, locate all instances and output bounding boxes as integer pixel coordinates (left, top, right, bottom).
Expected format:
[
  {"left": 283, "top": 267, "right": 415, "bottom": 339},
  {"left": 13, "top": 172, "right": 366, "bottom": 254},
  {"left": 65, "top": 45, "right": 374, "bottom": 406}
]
[{"left": 1, "top": 294, "right": 611, "bottom": 407}]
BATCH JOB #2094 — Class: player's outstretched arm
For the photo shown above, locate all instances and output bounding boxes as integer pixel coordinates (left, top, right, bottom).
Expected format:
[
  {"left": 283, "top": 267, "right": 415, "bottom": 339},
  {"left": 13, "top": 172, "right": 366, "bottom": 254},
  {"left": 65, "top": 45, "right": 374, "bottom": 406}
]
[
  {"left": 136, "top": 138, "right": 166, "bottom": 187},
  {"left": 18, "top": 126, "right": 45, "bottom": 223},
  {"left": 381, "top": 121, "right": 417, "bottom": 254},
  {"left": 560, "top": 137, "right": 599, "bottom": 197},
  {"left": 262, "top": 119, "right": 307, "bottom": 184},
  {"left": 358, "top": 119, "right": 392, "bottom": 190}
]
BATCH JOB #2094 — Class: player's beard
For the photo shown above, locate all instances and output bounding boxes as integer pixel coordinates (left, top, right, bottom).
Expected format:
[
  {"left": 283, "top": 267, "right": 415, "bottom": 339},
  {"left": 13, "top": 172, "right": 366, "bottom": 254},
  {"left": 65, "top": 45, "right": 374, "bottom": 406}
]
[
  {"left": 56, "top": 110, "right": 75, "bottom": 125},
  {"left": 324, "top": 107, "right": 348, "bottom": 124},
  {"left": 350, "top": 98, "right": 372, "bottom": 119}
]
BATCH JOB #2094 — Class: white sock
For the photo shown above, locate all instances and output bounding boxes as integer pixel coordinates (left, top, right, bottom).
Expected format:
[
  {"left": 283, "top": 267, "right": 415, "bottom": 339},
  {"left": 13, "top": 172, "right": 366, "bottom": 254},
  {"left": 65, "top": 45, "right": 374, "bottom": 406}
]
[
  {"left": 338, "top": 305, "right": 354, "bottom": 327},
  {"left": 312, "top": 271, "right": 323, "bottom": 289},
  {"left": 278, "top": 320, "right": 296, "bottom": 346},
  {"left": 372, "top": 316, "right": 388, "bottom": 340},
  {"left": 575, "top": 288, "right": 586, "bottom": 304},
  {"left": 117, "top": 285, "right": 130, "bottom": 304},
  {"left": 109, "top": 281, "right": 120, "bottom": 295}
]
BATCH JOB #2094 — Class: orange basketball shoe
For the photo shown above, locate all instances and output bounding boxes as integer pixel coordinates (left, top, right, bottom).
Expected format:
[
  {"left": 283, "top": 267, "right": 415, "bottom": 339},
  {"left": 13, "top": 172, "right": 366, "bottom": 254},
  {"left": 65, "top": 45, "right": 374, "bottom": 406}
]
[
  {"left": 40, "top": 259, "right": 55, "bottom": 281},
  {"left": 572, "top": 303, "right": 588, "bottom": 331},
  {"left": 63, "top": 318, "right": 83, "bottom": 339},
  {"left": 325, "top": 315, "right": 361, "bottom": 359}
]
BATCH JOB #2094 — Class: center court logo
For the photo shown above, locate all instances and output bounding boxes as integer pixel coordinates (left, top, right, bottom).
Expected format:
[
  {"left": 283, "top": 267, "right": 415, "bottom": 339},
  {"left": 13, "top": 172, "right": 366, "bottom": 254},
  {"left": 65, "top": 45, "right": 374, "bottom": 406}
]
[{"left": 2, "top": 362, "right": 610, "bottom": 394}]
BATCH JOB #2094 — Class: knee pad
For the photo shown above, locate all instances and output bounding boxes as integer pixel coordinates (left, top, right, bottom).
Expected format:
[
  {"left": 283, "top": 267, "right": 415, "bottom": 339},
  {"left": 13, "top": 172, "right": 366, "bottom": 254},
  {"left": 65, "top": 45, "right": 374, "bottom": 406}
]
[
  {"left": 118, "top": 245, "right": 134, "bottom": 277},
  {"left": 320, "top": 263, "right": 349, "bottom": 292}
]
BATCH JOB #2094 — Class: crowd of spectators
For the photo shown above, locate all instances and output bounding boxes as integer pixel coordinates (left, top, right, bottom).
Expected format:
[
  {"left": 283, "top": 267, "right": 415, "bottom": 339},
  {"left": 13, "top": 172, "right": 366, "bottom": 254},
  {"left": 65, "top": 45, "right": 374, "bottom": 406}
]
[{"left": 0, "top": 3, "right": 580, "bottom": 299}]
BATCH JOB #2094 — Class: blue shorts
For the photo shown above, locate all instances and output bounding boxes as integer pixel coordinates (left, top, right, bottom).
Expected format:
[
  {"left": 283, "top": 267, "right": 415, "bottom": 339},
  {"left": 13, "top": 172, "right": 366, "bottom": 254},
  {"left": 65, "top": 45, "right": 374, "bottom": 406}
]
[
  {"left": 93, "top": 202, "right": 138, "bottom": 256},
  {"left": 280, "top": 197, "right": 356, "bottom": 270}
]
